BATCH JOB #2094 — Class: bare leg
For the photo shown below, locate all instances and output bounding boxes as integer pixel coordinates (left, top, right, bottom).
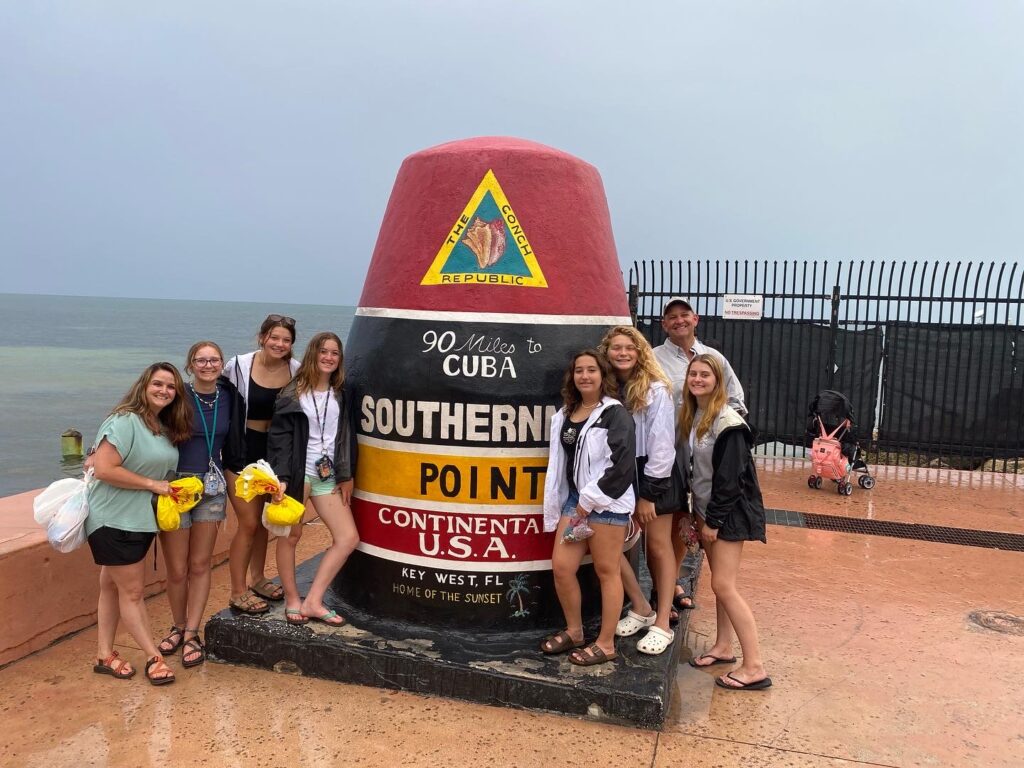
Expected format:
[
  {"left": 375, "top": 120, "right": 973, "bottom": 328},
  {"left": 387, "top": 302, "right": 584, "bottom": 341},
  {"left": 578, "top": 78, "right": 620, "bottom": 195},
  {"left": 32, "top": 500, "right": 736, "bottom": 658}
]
[
  {"left": 226, "top": 472, "right": 268, "bottom": 607},
  {"left": 707, "top": 539, "right": 768, "bottom": 684},
  {"left": 249, "top": 524, "right": 270, "bottom": 584},
  {"left": 587, "top": 522, "right": 627, "bottom": 655},
  {"left": 96, "top": 566, "right": 124, "bottom": 667},
  {"left": 619, "top": 554, "right": 653, "bottom": 618},
  {"left": 643, "top": 515, "right": 677, "bottom": 633},
  {"left": 301, "top": 491, "right": 359, "bottom": 618},
  {"left": 671, "top": 510, "right": 695, "bottom": 608},
  {"left": 107, "top": 560, "right": 173, "bottom": 682},
  {"left": 277, "top": 484, "right": 308, "bottom": 614},
  {"left": 547, "top": 516, "right": 587, "bottom": 647},
  {"left": 157, "top": 528, "right": 190, "bottom": 651},
  {"left": 182, "top": 521, "right": 219, "bottom": 642}
]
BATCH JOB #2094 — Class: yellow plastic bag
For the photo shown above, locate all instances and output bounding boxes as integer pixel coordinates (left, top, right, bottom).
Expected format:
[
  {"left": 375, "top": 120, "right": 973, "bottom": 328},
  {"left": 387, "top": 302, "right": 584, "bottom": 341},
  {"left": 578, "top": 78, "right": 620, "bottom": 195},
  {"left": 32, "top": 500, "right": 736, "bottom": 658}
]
[
  {"left": 156, "top": 476, "right": 205, "bottom": 531},
  {"left": 234, "top": 460, "right": 280, "bottom": 501},
  {"left": 265, "top": 494, "right": 304, "bottom": 527}
]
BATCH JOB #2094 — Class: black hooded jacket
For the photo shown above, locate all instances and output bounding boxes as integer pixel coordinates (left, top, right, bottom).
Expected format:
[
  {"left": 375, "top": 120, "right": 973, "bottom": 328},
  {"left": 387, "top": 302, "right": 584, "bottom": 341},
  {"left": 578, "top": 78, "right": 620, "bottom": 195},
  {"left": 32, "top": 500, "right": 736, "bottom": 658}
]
[{"left": 266, "top": 380, "right": 355, "bottom": 490}]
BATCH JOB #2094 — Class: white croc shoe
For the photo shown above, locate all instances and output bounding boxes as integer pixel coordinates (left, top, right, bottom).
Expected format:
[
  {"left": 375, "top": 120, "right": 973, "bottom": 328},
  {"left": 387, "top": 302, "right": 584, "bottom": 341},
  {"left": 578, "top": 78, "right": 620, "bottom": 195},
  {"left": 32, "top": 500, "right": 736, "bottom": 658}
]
[
  {"left": 615, "top": 609, "right": 657, "bottom": 637},
  {"left": 637, "top": 626, "right": 675, "bottom": 655}
]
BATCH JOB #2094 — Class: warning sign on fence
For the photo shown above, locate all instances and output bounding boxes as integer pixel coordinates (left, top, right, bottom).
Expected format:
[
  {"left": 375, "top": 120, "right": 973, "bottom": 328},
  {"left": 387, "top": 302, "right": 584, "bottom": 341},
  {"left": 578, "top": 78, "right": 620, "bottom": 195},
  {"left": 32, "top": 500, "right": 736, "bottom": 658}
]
[{"left": 723, "top": 294, "right": 764, "bottom": 320}]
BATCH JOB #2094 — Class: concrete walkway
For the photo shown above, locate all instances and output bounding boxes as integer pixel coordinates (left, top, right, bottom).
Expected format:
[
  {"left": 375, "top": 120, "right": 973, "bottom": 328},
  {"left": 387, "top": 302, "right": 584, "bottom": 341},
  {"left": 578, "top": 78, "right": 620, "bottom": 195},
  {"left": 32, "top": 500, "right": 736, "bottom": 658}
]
[{"left": 2, "top": 461, "right": 1022, "bottom": 767}]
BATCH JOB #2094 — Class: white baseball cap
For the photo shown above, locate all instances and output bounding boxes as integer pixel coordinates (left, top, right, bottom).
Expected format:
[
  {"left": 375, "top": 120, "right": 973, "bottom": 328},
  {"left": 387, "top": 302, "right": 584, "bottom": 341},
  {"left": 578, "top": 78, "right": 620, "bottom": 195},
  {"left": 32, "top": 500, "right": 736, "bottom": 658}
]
[{"left": 662, "top": 296, "right": 695, "bottom": 314}]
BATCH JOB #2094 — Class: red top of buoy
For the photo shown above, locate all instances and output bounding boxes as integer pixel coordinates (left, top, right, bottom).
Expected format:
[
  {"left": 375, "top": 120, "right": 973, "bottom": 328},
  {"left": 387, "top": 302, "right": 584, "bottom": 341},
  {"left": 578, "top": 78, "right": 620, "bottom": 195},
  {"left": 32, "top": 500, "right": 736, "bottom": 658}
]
[{"left": 358, "top": 137, "right": 628, "bottom": 317}]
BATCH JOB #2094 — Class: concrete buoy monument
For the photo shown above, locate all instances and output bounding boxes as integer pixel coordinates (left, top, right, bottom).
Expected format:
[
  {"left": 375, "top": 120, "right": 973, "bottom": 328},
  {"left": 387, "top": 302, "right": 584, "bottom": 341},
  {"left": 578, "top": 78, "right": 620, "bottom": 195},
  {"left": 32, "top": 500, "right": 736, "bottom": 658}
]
[
  {"left": 335, "top": 136, "right": 632, "bottom": 629},
  {"left": 208, "top": 138, "right": 682, "bottom": 727}
]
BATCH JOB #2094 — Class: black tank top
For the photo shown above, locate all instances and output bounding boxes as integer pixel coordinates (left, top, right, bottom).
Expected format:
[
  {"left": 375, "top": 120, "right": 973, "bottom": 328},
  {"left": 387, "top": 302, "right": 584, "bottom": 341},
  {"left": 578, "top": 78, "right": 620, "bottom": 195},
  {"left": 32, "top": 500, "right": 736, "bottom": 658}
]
[{"left": 247, "top": 378, "right": 282, "bottom": 420}]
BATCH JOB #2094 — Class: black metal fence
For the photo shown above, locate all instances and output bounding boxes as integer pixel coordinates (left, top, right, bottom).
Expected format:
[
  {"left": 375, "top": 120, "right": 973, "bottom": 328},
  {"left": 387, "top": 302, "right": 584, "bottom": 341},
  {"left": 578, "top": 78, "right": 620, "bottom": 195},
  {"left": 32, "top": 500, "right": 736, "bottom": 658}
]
[{"left": 629, "top": 260, "right": 1024, "bottom": 469}]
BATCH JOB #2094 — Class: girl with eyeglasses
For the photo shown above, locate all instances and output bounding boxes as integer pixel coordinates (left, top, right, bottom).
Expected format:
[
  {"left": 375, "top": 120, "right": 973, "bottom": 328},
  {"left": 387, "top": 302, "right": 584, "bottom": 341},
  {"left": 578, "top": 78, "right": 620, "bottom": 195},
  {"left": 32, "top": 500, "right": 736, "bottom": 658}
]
[
  {"left": 154, "top": 341, "right": 245, "bottom": 668},
  {"left": 223, "top": 314, "right": 301, "bottom": 614},
  {"left": 599, "top": 325, "right": 681, "bottom": 656},
  {"left": 267, "top": 332, "right": 357, "bottom": 626}
]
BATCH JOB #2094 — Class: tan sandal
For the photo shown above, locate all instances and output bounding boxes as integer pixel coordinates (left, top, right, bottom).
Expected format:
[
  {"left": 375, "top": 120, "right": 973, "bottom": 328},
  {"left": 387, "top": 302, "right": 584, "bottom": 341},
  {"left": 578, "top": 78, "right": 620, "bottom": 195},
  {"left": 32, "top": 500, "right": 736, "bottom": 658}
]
[
  {"left": 229, "top": 590, "right": 269, "bottom": 614},
  {"left": 250, "top": 578, "right": 284, "bottom": 601}
]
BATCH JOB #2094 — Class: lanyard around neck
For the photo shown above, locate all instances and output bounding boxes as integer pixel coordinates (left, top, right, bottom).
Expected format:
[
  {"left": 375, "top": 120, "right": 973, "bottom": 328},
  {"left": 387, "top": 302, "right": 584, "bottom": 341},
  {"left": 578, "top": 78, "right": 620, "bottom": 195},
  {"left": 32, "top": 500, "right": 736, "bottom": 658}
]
[
  {"left": 190, "top": 385, "right": 219, "bottom": 460},
  {"left": 311, "top": 389, "right": 332, "bottom": 455}
]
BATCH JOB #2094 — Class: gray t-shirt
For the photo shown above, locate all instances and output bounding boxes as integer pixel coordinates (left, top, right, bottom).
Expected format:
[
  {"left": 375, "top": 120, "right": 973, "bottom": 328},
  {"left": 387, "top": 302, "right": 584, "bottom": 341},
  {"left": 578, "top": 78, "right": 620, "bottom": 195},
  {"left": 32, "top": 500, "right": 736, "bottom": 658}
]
[{"left": 86, "top": 412, "right": 179, "bottom": 535}]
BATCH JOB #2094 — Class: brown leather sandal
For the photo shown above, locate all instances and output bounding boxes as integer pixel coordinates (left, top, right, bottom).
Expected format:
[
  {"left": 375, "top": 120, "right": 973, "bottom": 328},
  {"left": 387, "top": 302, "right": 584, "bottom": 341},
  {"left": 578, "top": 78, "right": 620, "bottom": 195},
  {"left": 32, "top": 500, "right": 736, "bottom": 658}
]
[
  {"left": 540, "top": 629, "right": 585, "bottom": 655},
  {"left": 181, "top": 630, "right": 206, "bottom": 668},
  {"left": 568, "top": 643, "right": 618, "bottom": 666}
]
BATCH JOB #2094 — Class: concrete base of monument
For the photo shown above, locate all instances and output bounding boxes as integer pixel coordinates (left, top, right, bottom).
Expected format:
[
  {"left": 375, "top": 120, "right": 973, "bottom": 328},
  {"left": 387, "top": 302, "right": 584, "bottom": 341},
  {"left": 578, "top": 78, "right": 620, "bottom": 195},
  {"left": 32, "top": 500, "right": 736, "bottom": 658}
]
[{"left": 206, "top": 550, "right": 703, "bottom": 730}]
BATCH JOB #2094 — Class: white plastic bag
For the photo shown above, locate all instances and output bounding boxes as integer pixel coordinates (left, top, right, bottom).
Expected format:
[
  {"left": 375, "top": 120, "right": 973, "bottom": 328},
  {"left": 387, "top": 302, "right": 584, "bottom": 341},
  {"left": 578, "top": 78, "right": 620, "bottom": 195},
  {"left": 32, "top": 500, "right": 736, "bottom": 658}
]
[
  {"left": 33, "top": 478, "right": 83, "bottom": 527},
  {"left": 47, "top": 470, "right": 94, "bottom": 553}
]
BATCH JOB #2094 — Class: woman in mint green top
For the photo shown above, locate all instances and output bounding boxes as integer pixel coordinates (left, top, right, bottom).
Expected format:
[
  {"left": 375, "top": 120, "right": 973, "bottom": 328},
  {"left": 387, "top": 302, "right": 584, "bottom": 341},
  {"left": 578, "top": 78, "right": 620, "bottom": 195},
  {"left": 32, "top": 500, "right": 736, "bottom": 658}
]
[{"left": 87, "top": 362, "right": 192, "bottom": 687}]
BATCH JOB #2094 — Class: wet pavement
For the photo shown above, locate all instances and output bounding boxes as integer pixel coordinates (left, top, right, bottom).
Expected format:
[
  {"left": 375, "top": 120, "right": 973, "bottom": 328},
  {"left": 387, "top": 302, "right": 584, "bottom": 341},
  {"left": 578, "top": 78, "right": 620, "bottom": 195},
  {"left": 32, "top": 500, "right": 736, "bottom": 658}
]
[{"left": 2, "top": 460, "right": 1022, "bottom": 767}]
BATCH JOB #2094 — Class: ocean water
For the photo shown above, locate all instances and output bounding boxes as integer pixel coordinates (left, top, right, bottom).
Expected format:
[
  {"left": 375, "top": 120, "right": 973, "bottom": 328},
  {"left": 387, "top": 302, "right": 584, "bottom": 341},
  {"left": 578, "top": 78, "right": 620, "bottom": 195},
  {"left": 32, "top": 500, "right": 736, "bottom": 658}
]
[{"left": 0, "top": 294, "right": 355, "bottom": 497}]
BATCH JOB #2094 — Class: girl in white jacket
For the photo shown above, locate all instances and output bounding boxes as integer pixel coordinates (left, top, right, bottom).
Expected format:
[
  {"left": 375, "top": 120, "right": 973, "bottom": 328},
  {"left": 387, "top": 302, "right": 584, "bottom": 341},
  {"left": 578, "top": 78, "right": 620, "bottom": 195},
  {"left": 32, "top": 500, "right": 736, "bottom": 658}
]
[
  {"left": 600, "top": 325, "right": 680, "bottom": 656},
  {"left": 540, "top": 350, "right": 636, "bottom": 666}
]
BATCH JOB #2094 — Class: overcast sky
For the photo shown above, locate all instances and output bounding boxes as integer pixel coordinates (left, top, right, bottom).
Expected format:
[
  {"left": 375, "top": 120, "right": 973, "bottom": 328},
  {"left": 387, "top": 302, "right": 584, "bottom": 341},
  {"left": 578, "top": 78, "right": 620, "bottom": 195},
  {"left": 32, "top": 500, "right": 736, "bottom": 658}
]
[{"left": 2, "top": 2, "right": 1021, "bottom": 306}]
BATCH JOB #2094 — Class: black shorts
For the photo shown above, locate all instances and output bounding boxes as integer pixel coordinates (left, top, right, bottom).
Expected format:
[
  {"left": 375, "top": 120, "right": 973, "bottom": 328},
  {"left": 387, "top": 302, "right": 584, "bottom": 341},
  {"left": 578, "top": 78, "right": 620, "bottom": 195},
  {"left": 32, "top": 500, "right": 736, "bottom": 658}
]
[
  {"left": 243, "top": 428, "right": 269, "bottom": 466},
  {"left": 87, "top": 527, "right": 156, "bottom": 566}
]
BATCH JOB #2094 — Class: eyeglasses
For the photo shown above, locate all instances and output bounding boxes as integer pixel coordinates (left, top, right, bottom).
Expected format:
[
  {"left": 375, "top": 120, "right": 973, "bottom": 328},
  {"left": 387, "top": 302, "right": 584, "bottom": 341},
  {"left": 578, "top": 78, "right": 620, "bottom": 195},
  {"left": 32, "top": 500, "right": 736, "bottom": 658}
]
[
  {"left": 193, "top": 357, "right": 222, "bottom": 367},
  {"left": 265, "top": 314, "right": 296, "bottom": 328}
]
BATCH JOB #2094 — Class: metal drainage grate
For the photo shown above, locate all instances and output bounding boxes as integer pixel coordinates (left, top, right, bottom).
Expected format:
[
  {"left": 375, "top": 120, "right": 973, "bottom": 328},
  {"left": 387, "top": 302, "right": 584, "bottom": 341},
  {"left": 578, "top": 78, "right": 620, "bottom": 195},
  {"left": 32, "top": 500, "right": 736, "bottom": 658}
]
[{"left": 764, "top": 508, "right": 1024, "bottom": 552}]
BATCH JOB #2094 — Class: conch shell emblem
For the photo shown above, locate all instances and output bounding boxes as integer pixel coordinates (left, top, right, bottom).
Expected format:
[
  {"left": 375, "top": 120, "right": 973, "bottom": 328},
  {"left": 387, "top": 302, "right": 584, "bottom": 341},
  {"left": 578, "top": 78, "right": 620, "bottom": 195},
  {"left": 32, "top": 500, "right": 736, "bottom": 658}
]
[{"left": 461, "top": 217, "right": 507, "bottom": 269}]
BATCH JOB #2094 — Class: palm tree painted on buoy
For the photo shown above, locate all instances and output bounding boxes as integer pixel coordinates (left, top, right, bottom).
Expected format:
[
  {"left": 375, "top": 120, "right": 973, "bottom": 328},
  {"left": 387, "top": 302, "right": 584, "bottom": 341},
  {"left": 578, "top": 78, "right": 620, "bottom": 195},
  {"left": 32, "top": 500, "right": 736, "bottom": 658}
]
[{"left": 506, "top": 574, "right": 531, "bottom": 618}]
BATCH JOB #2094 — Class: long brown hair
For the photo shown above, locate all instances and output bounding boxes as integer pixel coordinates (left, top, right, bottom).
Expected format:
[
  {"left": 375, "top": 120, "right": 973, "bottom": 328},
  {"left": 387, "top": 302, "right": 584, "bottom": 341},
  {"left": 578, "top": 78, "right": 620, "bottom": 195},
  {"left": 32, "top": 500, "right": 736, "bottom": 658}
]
[
  {"left": 598, "top": 325, "right": 670, "bottom": 412},
  {"left": 257, "top": 314, "right": 297, "bottom": 359},
  {"left": 560, "top": 350, "right": 618, "bottom": 415},
  {"left": 111, "top": 363, "right": 192, "bottom": 444},
  {"left": 678, "top": 353, "right": 728, "bottom": 441},
  {"left": 295, "top": 332, "right": 345, "bottom": 396}
]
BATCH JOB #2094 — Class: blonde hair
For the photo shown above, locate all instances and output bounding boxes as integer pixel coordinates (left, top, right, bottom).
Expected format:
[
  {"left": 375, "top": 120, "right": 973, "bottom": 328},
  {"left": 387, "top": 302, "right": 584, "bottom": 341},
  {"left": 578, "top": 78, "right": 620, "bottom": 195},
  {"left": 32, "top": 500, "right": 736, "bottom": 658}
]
[
  {"left": 295, "top": 332, "right": 344, "bottom": 396},
  {"left": 678, "top": 354, "right": 728, "bottom": 441},
  {"left": 598, "top": 325, "right": 670, "bottom": 413}
]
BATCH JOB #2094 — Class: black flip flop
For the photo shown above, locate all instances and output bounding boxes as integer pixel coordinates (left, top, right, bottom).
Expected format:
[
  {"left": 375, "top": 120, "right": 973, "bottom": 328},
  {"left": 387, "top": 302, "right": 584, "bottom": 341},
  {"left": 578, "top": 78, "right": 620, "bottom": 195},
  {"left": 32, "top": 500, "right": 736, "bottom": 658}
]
[
  {"left": 715, "top": 672, "right": 772, "bottom": 690},
  {"left": 688, "top": 653, "right": 738, "bottom": 668}
]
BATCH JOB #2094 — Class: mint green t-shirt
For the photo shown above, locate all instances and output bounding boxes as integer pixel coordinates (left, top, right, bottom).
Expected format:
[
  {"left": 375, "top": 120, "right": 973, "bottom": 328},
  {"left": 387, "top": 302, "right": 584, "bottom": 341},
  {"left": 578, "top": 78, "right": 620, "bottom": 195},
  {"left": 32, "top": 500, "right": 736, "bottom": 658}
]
[{"left": 85, "top": 412, "right": 179, "bottom": 535}]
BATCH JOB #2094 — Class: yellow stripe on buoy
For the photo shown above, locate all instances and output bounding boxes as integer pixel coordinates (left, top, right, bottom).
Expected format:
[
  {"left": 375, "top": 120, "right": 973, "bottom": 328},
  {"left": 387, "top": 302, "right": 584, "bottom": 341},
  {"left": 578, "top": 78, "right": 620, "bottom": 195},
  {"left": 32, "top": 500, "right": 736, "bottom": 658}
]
[{"left": 355, "top": 443, "right": 547, "bottom": 506}]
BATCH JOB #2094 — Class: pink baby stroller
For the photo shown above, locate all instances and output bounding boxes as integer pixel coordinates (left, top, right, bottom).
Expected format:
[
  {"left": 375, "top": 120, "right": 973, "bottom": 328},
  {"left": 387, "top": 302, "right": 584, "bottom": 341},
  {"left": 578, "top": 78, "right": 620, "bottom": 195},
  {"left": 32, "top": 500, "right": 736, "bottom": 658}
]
[{"left": 805, "top": 390, "right": 875, "bottom": 495}]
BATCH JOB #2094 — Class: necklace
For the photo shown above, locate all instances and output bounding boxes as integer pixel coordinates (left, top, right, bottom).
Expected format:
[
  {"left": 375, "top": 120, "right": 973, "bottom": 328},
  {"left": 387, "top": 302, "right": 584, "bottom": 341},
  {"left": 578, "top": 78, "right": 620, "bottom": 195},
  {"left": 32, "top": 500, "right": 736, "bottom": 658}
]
[
  {"left": 189, "top": 383, "right": 220, "bottom": 408},
  {"left": 579, "top": 401, "right": 599, "bottom": 409}
]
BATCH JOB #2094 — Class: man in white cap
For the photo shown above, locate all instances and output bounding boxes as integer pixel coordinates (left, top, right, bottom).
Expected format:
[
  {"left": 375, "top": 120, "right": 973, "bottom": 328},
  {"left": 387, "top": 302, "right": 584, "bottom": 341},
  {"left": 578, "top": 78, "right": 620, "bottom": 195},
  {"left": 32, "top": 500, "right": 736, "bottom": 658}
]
[{"left": 653, "top": 296, "right": 747, "bottom": 416}]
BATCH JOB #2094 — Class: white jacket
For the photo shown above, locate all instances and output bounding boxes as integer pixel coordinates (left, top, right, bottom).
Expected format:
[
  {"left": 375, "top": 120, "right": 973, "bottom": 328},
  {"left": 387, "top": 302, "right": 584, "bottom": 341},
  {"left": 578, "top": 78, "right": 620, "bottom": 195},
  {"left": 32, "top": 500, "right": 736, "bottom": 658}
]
[
  {"left": 632, "top": 381, "right": 676, "bottom": 503},
  {"left": 223, "top": 351, "right": 301, "bottom": 419},
  {"left": 542, "top": 396, "right": 636, "bottom": 532}
]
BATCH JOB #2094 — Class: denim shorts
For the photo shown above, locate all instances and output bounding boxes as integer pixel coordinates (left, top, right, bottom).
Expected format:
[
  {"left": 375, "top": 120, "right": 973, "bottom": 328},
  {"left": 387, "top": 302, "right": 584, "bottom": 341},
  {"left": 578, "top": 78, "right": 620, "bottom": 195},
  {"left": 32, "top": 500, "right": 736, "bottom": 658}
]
[
  {"left": 559, "top": 489, "right": 630, "bottom": 528},
  {"left": 305, "top": 475, "right": 336, "bottom": 497},
  {"left": 175, "top": 472, "right": 226, "bottom": 528}
]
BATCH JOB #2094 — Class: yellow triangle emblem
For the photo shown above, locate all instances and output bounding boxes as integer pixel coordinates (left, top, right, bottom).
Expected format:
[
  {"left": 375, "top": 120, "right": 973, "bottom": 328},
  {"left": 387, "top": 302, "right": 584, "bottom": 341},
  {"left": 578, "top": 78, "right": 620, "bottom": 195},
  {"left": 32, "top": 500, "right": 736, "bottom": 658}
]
[{"left": 421, "top": 170, "right": 547, "bottom": 288}]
